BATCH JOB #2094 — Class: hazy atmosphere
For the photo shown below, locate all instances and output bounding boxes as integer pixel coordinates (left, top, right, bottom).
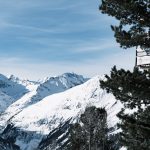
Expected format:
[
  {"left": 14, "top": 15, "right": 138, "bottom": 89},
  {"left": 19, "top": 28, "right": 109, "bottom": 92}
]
[{"left": 0, "top": 0, "right": 135, "bottom": 79}]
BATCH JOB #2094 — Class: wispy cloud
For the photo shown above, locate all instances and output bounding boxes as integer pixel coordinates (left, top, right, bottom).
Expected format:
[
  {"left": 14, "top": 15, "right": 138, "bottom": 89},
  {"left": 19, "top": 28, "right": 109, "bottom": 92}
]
[
  {"left": 73, "top": 39, "right": 119, "bottom": 53},
  {"left": 0, "top": 0, "right": 135, "bottom": 79},
  {"left": 0, "top": 49, "right": 135, "bottom": 80},
  {"left": 0, "top": 21, "right": 59, "bottom": 33}
]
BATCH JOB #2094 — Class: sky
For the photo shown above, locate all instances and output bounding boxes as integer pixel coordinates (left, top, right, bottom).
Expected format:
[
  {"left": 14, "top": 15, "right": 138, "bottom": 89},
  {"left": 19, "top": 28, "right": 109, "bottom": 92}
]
[{"left": 0, "top": 0, "right": 135, "bottom": 80}]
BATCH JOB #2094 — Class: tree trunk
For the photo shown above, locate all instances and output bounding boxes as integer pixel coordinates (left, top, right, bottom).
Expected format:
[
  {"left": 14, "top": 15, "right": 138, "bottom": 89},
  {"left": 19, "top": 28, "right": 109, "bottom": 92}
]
[{"left": 89, "top": 133, "right": 91, "bottom": 150}]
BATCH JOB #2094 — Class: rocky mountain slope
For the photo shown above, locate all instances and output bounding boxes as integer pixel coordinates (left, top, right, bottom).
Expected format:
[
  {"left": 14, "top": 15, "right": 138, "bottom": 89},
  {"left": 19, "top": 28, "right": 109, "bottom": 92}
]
[
  {"left": 0, "top": 74, "right": 28, "bottom": 112},
  {"left": 0, "top": 73, "right": 122, "bottom": 150}
]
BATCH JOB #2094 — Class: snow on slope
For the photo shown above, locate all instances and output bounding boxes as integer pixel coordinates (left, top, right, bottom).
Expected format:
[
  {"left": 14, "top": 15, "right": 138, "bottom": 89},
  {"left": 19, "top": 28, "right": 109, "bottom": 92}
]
[
  {"left": 0, "top": 91, "right": 14, "bottom": 113},
  {"left": 0, "top": 73, "right": 86, "bottom": 130},
  {"left": 0, "top": 73, "right": 123, "bottom": 150},
  {"left": 0, "top": 74, "right": 39, "bottom": 130},
  {"left": 8, "top": 75, "right": 39, "bottom": 91},
  {"left": 0, "top": 74, "right": 33, "bottom": 114},
  {"left": 0, "top": 74, "right": 28, "bottom": 100},
  {"left": 7, "top": 75, "right": 123, "bottom": 150}
]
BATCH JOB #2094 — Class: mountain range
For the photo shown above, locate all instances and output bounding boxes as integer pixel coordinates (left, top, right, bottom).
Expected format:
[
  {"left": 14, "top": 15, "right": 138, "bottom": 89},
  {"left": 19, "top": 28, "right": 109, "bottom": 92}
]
[{"left": 0, "top": 73, "right": 122, "bottom": 150}]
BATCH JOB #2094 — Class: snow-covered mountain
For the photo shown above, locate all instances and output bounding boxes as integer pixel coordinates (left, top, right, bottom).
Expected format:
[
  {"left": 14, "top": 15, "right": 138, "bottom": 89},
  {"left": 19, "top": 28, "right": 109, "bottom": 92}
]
[
  {"left": 8, "top": 75, "right": 40, "bottom": 91},
  {"left": 0, "top": 74, "right": 28, "bottom": 100},
  {"left": 0, "top": 74, "right": 31, "bottom": 114},
  {"left": 0, "top": 73, "right": 122, "bottom": 150},
  {"left": 0, "top": 73, "right": 86, "bottom": 131}
]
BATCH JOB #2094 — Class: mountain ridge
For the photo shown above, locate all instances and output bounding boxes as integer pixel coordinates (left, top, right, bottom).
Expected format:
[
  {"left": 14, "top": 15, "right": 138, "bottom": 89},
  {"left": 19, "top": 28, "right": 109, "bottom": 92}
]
[{"left": 0, "top": 73, "right": 122, "bottom": 150}]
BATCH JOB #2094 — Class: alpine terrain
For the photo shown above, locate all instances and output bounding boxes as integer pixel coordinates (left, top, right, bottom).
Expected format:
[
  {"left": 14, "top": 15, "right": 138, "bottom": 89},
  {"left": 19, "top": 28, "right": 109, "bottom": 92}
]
[{"left": 0, "top": 72, "right": 122, "bottom": 150}]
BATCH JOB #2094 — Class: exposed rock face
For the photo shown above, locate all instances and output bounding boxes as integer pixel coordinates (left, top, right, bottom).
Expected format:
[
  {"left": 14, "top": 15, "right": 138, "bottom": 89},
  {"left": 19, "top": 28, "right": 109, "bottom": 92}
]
[{"left": 38, "top": 119, "right": 72, "bottom": 150}]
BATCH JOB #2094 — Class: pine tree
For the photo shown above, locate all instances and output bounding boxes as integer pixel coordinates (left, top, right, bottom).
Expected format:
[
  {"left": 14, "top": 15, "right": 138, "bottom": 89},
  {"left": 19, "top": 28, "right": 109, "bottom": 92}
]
[
  {"left": 80, "top": 107, "right": 108, "bottom": 150},
  {"left": 99, "top": 1, "right": 150, "bottom": 149},
  {"left": 100, "top": 67, "right": 150, "bottom": 149},
  {"left": 117, "top": 107, "right": 150, "bottom": 150},
  {"left": 99, "top": 0, "right": 150, "bottom": 53},
  {"left": 68, "top": 123, "right": 86, "bottom": 150},
  {"left": 68, "top": 106, "right": 114, "bottom": 150}
]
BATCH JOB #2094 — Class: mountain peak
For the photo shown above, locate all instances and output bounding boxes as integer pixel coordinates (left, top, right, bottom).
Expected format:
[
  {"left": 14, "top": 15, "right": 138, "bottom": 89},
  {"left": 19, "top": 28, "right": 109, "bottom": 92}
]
[
  {"left": 9, "top": 74, "right": 20, "bottom": 82},
  {"left": 0, "top": 73, "right": 122, "bottom": 150},
  {"left": 61, "top": 72, "right": 82, "bottom": 77}
]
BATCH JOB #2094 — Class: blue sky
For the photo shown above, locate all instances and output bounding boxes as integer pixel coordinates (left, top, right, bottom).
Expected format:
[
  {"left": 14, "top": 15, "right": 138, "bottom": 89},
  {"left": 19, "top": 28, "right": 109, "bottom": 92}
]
[{"left": 0, "top": 0, "right": 135, "bottom": 80}]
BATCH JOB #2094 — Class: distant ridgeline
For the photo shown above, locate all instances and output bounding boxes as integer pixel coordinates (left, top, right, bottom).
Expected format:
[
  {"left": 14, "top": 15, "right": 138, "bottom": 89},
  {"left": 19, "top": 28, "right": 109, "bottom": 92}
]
[{"left": 136, "top": 47, "right": 150, "bottom": 70}]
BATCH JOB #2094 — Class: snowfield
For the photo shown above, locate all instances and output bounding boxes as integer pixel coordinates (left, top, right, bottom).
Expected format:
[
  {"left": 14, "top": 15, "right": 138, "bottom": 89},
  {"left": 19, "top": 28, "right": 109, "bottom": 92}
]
[
  {"left": 0, "top": 73, "right": 123, "bottom": 150},
  {"left": 11, "top": 76, "right": 122, "bottom": 135}
]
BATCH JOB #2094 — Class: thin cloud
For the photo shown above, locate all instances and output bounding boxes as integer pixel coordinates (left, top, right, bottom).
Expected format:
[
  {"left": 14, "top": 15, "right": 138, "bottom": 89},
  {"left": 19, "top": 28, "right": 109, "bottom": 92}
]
[
  {"left": 0, "top": 21, "right": 60, "bottom": 33},
  {"left": 0, "top": 0, "right": 135, "bottom": 80},
  {"left": 0, "top": 50, "right": 135, "bottom": 80},
  {"left": 73, "top": 39, "right": 119, "bottom": 53}
]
